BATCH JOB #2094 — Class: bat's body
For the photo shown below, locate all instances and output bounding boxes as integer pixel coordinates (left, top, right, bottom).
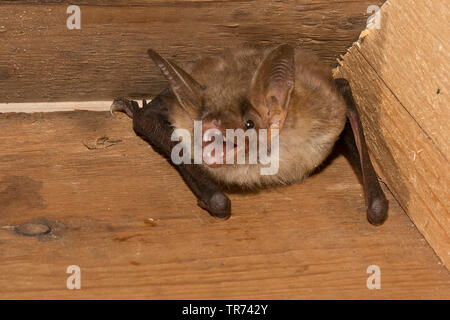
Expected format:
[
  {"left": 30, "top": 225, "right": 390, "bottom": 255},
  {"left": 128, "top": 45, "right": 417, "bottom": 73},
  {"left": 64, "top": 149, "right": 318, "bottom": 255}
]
[
  {"left": 111, "top": 44, "right": 388, "bottom": 225},
  {"left": 164, "top": 46, "right": 346, "bottom": 188}
]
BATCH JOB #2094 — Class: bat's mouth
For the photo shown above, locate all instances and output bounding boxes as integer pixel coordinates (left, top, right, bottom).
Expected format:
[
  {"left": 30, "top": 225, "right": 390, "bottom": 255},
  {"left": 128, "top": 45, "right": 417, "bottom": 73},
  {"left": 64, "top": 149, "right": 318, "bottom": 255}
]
[
  {"left": 202, "top": 134, "right": 239, "bottom": 167},
  {"left": 201, "top": 122, "right": 241, "bottom": 167}
]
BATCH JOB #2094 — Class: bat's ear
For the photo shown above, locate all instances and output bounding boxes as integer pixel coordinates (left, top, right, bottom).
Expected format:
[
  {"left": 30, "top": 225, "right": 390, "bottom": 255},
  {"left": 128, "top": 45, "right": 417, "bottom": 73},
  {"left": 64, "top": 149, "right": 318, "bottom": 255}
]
[
  {"left": 249, "top": 44, "right": 295, "bottom": 130},
  {"left": 147, "top": 49, "right": 204, "bottom": 118}
]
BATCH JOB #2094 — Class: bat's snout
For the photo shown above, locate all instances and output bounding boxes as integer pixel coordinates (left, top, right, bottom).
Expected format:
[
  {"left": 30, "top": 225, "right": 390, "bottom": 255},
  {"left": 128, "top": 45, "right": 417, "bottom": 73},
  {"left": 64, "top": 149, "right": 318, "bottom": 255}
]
[{"left": 201, "top": 120, "right": 238, "bottom": 167}]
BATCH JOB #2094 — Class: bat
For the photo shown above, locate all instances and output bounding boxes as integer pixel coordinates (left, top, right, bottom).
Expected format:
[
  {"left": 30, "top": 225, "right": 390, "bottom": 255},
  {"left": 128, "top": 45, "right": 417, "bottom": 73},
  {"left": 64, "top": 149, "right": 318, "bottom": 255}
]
[{"left": 110, "top": 44, "right": 388, "bottom": 225}]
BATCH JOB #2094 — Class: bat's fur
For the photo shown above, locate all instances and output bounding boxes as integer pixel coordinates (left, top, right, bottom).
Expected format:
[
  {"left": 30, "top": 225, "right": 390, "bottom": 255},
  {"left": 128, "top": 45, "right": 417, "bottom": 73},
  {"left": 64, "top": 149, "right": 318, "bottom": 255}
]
[{"left": 167, "top": 45, "right": 347, "bottom": 188}]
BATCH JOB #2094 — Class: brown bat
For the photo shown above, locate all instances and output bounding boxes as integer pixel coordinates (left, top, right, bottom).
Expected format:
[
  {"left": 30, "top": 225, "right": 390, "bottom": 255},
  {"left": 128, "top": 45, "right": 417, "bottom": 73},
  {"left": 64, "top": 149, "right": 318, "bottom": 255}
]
[{"left": 111, "top": 44, "right": 388, "bottom": 225}]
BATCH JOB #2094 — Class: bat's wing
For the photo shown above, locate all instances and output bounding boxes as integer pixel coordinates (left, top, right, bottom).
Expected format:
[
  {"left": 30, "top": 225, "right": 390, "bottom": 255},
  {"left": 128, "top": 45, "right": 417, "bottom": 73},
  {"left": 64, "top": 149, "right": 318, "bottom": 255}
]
[{"left": 335, "top": 78, "right": 388, "bottom": 225}]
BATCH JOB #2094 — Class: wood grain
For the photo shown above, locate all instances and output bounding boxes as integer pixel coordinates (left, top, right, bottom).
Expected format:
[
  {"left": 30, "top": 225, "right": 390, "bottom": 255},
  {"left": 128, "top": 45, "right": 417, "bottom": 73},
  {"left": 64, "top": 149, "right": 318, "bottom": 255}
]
[
  {"left": 352, "top": 0, "right": 449, "bottom": 160},
  {"left": 334, "top": 0, "right": 450, "bottom": 269},
  {"left": 0, "top": 110, "right": 448, "bottom": 299},
  {"left": 0, "top": 0, "right": 385, "bottom": 103}
]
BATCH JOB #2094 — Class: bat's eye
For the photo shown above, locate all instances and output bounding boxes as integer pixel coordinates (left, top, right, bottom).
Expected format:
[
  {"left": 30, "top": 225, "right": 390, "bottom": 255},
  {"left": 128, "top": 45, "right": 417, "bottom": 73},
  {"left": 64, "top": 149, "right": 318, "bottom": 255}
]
[{"left": 245, "top": 119, "right": 254, "bottom": 129}]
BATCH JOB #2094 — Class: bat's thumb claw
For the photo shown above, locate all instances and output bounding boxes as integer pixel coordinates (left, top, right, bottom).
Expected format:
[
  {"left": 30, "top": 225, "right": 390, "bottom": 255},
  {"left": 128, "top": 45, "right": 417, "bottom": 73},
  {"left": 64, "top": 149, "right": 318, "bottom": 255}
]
[
  {"left": 110, "top": 98, "right": 135, "bottom": 119},
  {"left": 110, "top": 99, "right": 125, "bottom": 115},
  {"left": 110, "top": 105, "right": 117, "bottom": 116}
]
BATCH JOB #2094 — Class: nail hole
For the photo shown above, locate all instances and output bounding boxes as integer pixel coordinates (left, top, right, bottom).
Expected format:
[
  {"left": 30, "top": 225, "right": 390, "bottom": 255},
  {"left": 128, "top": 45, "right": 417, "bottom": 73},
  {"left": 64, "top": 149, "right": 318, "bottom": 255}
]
[{"left": 15, "top": 223, "right": 51, "bottom": 237}]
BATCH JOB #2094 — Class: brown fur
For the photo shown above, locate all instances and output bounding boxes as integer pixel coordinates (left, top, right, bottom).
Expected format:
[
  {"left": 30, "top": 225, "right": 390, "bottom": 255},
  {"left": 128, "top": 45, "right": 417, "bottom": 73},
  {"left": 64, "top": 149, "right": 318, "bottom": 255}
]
[{"left": 167, "top": 45, "right": 347, "bottom": 188}]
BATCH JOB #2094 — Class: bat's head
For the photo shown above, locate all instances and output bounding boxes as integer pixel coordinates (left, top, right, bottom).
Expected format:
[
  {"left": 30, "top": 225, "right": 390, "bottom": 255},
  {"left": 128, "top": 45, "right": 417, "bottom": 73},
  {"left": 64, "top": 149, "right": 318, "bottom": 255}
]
[{"left": 147, "top": 45, "right": 295, "bottom": 170}]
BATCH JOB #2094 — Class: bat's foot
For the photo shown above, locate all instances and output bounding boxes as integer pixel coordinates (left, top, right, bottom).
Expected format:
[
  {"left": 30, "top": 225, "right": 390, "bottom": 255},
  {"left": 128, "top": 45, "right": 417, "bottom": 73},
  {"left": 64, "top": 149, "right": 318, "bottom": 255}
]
[
  {"left": 198, "top": 192, "right": 231, "bottom": 220},
  {"left": 367, "top": 197, "right": 388, "bottom": 226},
  {"left": 110, "top": 98, "right": 139, "bottom": 119}
]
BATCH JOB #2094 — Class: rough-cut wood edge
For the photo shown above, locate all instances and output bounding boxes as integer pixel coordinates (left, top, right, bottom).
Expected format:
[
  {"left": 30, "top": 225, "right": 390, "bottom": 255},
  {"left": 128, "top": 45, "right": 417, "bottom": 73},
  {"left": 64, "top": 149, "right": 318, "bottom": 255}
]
[
  {"left": 334, "top": 0, "right": 450, "bottom": 269},
  {"left": 350, "top": 0, "right": 449, "bottom": 160}
]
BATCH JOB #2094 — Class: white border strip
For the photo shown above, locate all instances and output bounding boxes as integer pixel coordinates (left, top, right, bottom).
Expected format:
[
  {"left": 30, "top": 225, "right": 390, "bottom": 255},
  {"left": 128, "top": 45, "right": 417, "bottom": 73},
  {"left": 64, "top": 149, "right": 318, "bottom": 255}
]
[{"left": 0, "top": 101, "right": 115, "bottom": 113}]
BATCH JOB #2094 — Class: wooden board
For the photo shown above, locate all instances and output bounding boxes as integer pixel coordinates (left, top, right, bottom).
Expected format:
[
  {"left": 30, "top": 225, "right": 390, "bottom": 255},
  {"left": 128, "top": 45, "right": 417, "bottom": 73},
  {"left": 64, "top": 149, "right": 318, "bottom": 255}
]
[
  {"left": 334, "top": 0, "right": 450, "bottom": 269},
  {"left": 0, "top": 110, "right": 448, "bottom": 299},
  {"left": 0, "top": 0, "right": 385, "bottom": 103}
]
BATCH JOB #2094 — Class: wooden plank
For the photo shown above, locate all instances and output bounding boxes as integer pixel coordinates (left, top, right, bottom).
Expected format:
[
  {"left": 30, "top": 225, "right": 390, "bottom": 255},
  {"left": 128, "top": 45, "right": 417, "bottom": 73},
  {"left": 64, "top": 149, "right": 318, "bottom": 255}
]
[
  {"left": 334, "top": 0, "right": 450, "bottom": 269},
  {"left": 0, "top": 0, "right": 385, "bottom": 103},
  {"left": 0, "top": 110, "right": 448, "bottom": 299},
  {"left": 351, "top": 0, "right": 449, "bottom": 160}
]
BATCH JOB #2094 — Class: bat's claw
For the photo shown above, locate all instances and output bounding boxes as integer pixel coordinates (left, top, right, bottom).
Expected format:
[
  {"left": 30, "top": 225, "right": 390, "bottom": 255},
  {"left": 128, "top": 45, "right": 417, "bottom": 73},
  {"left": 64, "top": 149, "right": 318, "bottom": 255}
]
[{"left": 110, "top": 98, "right": 139, "bottom": 119}]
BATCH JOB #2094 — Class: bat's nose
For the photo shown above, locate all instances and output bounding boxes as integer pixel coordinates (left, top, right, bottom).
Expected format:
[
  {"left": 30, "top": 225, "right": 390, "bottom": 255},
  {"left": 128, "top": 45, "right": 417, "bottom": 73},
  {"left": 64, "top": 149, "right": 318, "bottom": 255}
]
[
  {"left": 201, "top": 119, "right": 227, "bottom": 166},
  {"left": 201, "top": 119, "right": 225, "bottom": 145},
  {"left": 202, "top": 119, "right": 223, "bottom": 135}
]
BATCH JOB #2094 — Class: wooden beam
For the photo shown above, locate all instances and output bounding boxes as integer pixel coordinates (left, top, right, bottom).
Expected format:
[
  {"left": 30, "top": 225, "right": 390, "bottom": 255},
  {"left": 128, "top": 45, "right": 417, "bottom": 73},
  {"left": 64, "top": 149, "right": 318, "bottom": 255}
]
[
  {"left": 0, "top": 0, "right": 385, "bottom": 103},
  {"left": 334, "top": 0, "right": 450, "bottom": 268}
]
